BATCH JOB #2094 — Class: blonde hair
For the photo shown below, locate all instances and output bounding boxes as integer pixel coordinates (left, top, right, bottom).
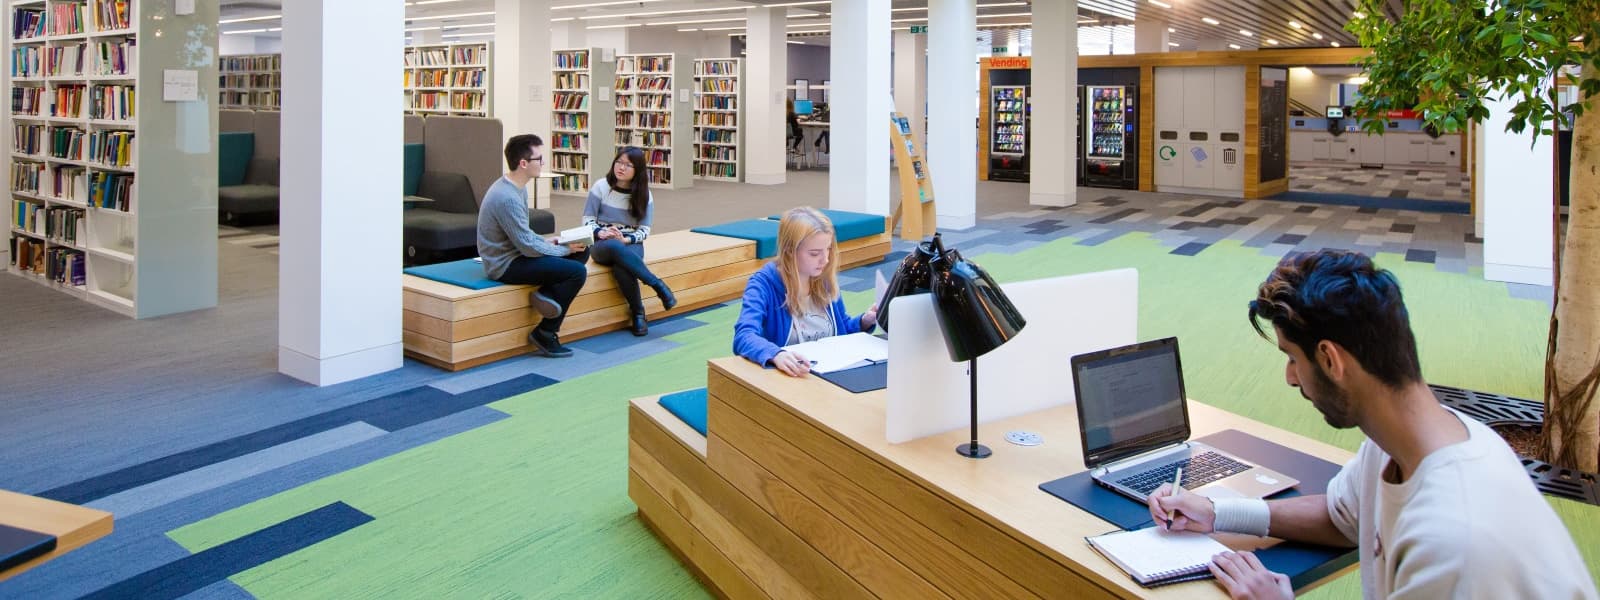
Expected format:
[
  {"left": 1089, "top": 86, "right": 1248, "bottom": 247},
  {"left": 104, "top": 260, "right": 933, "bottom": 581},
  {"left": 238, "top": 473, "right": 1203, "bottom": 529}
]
[{"left": 776, "top": 206, "right": 840, "bottom": 318}]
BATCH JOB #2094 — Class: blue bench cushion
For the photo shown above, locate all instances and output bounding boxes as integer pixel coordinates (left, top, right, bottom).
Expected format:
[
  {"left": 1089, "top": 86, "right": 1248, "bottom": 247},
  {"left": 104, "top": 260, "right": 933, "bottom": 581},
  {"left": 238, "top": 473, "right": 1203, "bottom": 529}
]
[
  {"left": 691, "top": 219, "right": 780, "bottom": 259},
  {"left": 766, "top": 209, "right": 886, "bottom": 242},
  {"left": 403, "top": 258, "right": 504, "bottom": 290},
  {"left": 657, "top": 388, "right": 708, "bottom": 436},
  {"left": 218, "top": 132, "right": 254, "bottom": 187},
  {"left": 403, "top": 143, "right": 425, "bottom": 197}
]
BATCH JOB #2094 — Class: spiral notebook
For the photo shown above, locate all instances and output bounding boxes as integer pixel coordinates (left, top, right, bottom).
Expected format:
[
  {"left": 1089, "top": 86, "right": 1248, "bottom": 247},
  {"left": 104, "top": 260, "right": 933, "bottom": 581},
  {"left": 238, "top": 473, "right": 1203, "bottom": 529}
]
[{"left": 1086, "top": 526, "right": 1228, "bottom": 587}]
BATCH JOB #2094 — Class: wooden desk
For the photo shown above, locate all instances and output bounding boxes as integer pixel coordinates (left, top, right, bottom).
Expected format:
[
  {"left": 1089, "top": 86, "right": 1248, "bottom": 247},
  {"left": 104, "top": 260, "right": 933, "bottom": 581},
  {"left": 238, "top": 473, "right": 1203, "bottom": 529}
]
[
  {"left": 0, "top": 490, "right": 113, "bottom": 583},
  {"left": 629, "top": 357, "right": 1356, "bottom": 599}
]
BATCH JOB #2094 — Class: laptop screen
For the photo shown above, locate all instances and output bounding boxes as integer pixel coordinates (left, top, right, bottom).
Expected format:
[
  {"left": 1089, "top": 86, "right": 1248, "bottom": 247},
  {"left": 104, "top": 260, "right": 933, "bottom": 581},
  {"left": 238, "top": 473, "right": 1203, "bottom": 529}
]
[{"left": 1072, "top": 337, "right": 1191, "bottom": 468}]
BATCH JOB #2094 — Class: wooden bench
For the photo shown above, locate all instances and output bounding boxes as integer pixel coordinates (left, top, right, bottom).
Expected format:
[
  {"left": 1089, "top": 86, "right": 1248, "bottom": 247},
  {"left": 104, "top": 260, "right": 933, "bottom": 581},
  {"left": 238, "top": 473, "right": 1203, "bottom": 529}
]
[{"left": 403, "top": 224, "right": 892, "bottom": 371}]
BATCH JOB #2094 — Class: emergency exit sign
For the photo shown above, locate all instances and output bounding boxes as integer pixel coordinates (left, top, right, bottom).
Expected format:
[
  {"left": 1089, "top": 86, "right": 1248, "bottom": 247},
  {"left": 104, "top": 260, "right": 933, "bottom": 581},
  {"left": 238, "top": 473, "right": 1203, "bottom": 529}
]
[
  {"left": 992, "top": 46, "right": 1008, "bottom": 53},
  {"left": 910, "top": 25, "right": 928, "bottom": 34}
]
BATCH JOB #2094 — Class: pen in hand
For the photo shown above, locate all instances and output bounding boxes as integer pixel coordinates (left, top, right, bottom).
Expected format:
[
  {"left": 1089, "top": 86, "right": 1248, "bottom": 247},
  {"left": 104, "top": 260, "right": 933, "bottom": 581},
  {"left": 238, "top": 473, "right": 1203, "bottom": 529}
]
[{"left": 1165, "top": 466, "right": 1184, "bottom": 529}]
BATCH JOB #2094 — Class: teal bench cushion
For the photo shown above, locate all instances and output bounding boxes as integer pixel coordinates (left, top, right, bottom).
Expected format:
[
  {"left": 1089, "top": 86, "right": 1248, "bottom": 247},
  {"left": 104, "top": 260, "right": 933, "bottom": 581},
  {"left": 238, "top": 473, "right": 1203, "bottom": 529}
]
[
  {"left": 218, "top": 132, "right": 255, "bottom": 187},
  {"left": 691, "top": 219, "right": 780, "bottom": 259},
  {"left": 403, "top": 258, "right": 504, "bottom": 290},
  {"left": 658, "top": 388, "right": 708, "bottom": 436},
  {"left": 766, "top": 209, "right": 885, "bottom": 242},
  {"left": 403, "top": 143, "right": 426, "bottom": 197}
]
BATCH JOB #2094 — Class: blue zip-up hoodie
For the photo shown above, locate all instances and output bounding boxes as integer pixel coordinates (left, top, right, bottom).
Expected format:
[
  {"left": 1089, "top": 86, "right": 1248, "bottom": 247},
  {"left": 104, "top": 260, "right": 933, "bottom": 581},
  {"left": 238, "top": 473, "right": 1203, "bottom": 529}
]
[{"left": 734, "top": 262, "right": 871, "bottom": 367}]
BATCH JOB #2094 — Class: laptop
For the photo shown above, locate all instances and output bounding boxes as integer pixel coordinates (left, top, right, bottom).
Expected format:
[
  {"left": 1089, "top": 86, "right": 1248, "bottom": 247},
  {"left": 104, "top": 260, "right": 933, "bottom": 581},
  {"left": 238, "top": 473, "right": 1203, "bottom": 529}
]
[
  {"left": 1072, "top": 337, "right": 1298, "bottom": 502},
  {"left": 0, "top": 523, "right": 56, "bottom": 574}
]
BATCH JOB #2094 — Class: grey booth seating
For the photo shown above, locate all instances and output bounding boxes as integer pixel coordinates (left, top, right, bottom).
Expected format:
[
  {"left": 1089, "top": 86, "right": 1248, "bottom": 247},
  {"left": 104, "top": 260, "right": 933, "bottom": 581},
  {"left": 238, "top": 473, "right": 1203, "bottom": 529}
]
[
  {"left": 219, "top": 157, "right": 280, "bottom": 224},
  {"left": 403, "top": 171, "right": 555, "bottom": 265}
]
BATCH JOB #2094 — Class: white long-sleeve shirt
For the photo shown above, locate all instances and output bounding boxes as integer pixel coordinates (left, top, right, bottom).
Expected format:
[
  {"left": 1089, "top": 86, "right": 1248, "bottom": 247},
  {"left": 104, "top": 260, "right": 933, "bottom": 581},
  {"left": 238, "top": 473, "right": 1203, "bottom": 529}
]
[{"left": 1325, "top": 408, "right": 1597, "bottom": 599}]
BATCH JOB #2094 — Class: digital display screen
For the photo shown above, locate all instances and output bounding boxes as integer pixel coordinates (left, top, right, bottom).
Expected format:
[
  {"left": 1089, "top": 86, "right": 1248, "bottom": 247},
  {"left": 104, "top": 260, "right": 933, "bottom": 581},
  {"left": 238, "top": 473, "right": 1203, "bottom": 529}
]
[
  {"left": 1077, "top": 343, "right": 1186, "bottom": 459},
  {"left": 1325, "top": 106, "right": 1345, "bottom": 119}
]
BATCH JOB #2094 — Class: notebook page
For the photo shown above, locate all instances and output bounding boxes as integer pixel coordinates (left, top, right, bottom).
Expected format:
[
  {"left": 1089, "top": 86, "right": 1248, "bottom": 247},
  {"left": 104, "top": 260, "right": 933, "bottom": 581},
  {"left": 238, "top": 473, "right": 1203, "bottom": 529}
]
[{"left": 1088, "top": 527, "right": 1228, "bottom": 581}]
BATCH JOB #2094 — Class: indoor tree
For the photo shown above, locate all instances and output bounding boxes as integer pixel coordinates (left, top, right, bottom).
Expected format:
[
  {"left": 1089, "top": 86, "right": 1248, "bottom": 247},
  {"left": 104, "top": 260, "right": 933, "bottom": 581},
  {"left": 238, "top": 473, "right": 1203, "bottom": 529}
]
[{"left": 1348, "top": 0, "right": 1600, "bottom": 471}]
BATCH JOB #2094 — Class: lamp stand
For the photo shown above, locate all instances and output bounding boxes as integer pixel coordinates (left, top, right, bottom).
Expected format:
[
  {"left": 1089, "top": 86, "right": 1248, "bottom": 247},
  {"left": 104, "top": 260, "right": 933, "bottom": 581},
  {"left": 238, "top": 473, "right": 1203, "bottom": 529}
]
[{"left": 955, "top": 358, "right": 992, "bottom": 459}]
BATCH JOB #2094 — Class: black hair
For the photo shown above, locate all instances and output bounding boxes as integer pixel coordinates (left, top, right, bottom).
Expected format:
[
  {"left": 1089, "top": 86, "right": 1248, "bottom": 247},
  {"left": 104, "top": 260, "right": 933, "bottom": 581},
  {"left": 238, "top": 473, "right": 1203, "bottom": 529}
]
[
  {"left": 503, "top": 134, "right": 543, "bottom": 170},
  {"left": 1248, "top": 249, "right": 1422, "bottom": 389},
  {"left": 605, "top": 147, "right": 650, "bottom": 221}
]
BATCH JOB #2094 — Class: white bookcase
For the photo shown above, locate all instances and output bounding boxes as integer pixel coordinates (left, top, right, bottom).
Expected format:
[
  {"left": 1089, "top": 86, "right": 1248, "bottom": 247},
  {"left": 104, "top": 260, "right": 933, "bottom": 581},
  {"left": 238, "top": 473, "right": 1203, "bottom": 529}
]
[
  {"left": 5, "top": 0, "right": 219, "bottom": 318},
  {"left": 403, "top": 42, "right": 492, "bottom": 117},
  {"left": 692, "top": 58, "right": 742, "bottom": 182},
  {"left": 219, "top": 53, "right": 280, "bottom": 110},
  {"left": 613, "top": 53, "right": 692, "bottom": 190},
  {"left": 550, "top": 47, "right": 615, "bottom": 196}
]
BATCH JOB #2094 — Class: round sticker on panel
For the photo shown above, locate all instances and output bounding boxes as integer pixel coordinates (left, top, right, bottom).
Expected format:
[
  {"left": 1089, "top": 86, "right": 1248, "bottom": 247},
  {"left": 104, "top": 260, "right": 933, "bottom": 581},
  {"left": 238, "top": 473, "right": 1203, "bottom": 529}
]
[
  {"left": 1005, "top": 430, "right": 1043, "bottom": 446},
  {"left": 1158, "top": 145, "right": 1177, "bottom": 160}
]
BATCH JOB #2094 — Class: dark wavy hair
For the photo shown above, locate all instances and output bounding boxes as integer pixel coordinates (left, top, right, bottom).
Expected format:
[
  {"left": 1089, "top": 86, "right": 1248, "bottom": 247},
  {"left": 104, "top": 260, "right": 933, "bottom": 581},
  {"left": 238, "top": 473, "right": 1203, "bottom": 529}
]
[
  {"left": 605, "top": 147, "right": 650, "bottom": 221},
  {"left": 1248, "top": 250, "right": 1421, "bottom": 388}
]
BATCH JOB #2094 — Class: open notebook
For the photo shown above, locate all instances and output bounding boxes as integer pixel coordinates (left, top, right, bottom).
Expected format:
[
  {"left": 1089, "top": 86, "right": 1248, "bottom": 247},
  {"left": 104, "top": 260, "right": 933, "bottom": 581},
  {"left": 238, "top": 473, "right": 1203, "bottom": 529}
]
[{"left": 1086, "top": 526, "right": 1228, "bottom": 587}]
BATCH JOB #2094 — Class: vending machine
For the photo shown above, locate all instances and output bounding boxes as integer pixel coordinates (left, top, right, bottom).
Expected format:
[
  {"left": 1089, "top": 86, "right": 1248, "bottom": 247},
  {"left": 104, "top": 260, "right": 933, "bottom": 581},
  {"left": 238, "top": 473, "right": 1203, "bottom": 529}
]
[
  {"left": 1080, "top": 85, "right": 1139, "bottom": 189},
  {"left": 988, "top": 85, "right": 1029, "bottom": 182}
]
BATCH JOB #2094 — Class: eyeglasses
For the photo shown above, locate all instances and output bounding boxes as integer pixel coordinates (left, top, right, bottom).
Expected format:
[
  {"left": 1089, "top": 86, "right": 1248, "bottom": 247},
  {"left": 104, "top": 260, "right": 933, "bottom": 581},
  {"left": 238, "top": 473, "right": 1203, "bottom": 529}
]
[{"left": 525, "top": 154, "right": 546, "bottom": 165}]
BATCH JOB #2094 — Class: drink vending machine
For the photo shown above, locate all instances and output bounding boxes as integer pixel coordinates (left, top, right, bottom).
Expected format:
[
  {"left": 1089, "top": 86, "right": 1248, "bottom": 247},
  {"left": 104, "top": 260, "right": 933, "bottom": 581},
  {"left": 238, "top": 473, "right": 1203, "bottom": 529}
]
[
  {"left": 988, "top": 85, "right": 1029, "bottom": 182},
  {"left": 1077, "top": 85, "right": 1140, "bottom": 189}
]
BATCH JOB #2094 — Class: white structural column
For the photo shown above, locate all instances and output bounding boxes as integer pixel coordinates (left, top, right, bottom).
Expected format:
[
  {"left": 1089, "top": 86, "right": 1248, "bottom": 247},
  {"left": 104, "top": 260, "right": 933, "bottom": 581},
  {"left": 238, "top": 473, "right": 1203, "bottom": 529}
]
[
  {"left": 415, "top": 29, "right": 442, "bottom": 45},
  {"left": 745, "top": 7, "right": 788, "bottom": 185},
  {"left": 552, "top": 20, "right": 585, "bottom": 49},
  {"left": 892, "top": 30, "right": 927, "bottom": 159},
  {"left": 1481, "top": 95, "right": 1553, "bottom": 285},
  {"left": 495, "top": 0, "right": 552, "bottom": 205},
  {"left": 829, "top": 0, "right": 892, "bottom": 214},
  {"left": 279, "top": 0, "right": 405, "bottom": 386},
  {"left": 1134, "top": 12, "right": 1169, "bottom": 53},
  {"left": 1030, "top": 0, "right": 1078, "bottom": 207},
  {"left": 927, "top": 0, "right": 976, "bottom": 227}
]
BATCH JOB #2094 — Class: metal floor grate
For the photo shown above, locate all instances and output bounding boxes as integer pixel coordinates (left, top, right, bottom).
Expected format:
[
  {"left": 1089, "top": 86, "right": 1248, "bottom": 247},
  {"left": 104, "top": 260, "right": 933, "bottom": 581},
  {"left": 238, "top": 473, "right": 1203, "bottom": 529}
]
[{"left": 1431, "top": 384, "right": 1598, "bottom": 505}]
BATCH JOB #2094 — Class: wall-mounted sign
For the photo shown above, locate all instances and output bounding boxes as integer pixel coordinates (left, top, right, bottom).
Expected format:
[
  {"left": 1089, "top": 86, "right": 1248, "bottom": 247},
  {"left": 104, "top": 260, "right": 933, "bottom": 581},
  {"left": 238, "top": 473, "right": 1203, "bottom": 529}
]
[
  {"left": 992, "top": 46, "right": 1008, "bottom": 53},
  {"left": 910, "top": 25, "right": 928, "bottom": 34},
  {"left": 988, "top": 57, "right": 1031, "bottom": 69}
]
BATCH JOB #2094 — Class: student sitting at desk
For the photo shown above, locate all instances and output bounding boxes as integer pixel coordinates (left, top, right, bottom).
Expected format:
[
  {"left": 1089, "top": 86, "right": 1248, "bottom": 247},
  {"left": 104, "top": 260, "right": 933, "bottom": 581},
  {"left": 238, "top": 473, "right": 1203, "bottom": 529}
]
[
  {"left": 1147, "top": 250, "right": 1596, "bottom": 600},
  {"left": 734, "top": 207, "right": 876, "bottom": 377}
]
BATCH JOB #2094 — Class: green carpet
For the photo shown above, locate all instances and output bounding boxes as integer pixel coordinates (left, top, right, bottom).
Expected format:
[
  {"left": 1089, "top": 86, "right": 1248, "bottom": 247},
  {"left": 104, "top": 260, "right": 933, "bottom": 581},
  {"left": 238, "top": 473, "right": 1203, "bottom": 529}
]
[{"left": 166, "top": 232, "right": 1598, "bottom": 598}]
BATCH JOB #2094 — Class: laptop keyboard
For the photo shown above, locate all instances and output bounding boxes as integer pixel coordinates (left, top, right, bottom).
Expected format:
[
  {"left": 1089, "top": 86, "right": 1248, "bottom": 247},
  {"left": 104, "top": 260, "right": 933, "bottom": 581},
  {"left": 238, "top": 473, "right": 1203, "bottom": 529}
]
[{"left": 1113, "top": 451, "right": 1254, "bottom": 496}]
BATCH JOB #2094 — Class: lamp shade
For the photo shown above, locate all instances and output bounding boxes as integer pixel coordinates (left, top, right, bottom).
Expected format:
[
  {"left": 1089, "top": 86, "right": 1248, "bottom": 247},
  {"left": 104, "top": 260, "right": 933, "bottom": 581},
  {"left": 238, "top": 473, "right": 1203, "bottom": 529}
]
[
  {"left": 928, "top": 248, "right": 1025, "bottom": 362},
  {"left": 876, "top": 234, "right": 945, "bottom": 332}
]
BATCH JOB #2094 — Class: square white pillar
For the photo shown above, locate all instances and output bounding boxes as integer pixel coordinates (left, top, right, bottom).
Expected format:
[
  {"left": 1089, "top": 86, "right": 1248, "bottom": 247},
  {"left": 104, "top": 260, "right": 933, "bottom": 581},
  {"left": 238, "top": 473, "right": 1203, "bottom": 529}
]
[
  {"left": 496, "top": 0, "right": 552, "bottom": 205},
  {"left": 829, "top": 0, "right": 891, "bottom": 215},
  {"left": 1482, "top": 95, "right": 1553, "bottom": 285},
  {"left": 928, "top": 0, "right": 976, "bottom": 228},
  {"left": 746, "top": 7, "right": 788, "bottom": 185},
  {"left": 279, "top": 0, "right": 405, "bottom": 386},
  {"left": 1134, "top": 13, "right": 1170, "bottom": 54},
  {"left": 1030, "top": 0, "right": 1078, "bottom": 207},
  {"left": 893, "top": 31, "right": 927, "bottom": 158}
]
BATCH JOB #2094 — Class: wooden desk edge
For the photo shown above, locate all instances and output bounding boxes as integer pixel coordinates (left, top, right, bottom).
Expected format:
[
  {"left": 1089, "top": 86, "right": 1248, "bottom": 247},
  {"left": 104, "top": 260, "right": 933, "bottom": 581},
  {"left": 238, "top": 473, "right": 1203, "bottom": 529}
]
[{"left": 0, "top": 491, "right": 114, "bottom": 584}]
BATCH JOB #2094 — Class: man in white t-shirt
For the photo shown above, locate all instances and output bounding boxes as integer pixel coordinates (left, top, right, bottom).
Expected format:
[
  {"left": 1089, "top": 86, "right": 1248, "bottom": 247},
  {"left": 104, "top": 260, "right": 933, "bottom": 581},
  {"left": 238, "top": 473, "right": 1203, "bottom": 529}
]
[{"left": 1147, "top": 250, "right": 1597, "bottom": 599}]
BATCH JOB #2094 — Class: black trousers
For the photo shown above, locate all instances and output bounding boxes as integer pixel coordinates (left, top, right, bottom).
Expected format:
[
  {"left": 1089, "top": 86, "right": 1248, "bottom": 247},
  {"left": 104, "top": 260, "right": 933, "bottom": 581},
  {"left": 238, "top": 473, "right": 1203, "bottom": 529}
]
[
  {"left": 498, "top": 250, "right": 590, "bottom": 333},
  {"left": 590, "top": 239, "right": 660, "bottom": 314}
]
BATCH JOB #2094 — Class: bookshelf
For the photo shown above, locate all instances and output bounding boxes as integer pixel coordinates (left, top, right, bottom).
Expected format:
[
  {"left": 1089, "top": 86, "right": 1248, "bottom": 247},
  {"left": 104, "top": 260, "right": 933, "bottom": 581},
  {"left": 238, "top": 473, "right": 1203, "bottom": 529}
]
[
  {"left": 219, "top": 53, "right": 280, "bottom": 110},
  {"left": 692, "top": 58, "right": 741, "bottom": 182},
  {"left": 5, "top": 0, "right": 219, "bottom": 318},
  {"left": 890, "top": 112, "right": 936, "bottom": 241},
  {"left": 612, "top": 52, "right": 692, "bottom": 190},
  {"left": 403, "top": 42, "right": 492, "bottom": 117},
  {"left": 549, "top": 47, "right": 615, "bottom": 196}
]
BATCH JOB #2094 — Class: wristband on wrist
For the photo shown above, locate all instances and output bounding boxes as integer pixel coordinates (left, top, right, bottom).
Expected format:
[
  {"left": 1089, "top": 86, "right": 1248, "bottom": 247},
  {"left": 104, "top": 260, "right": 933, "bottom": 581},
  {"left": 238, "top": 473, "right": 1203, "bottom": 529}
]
[{"left": 1211, "top": 497, "right": 1271, "bottom": 537}]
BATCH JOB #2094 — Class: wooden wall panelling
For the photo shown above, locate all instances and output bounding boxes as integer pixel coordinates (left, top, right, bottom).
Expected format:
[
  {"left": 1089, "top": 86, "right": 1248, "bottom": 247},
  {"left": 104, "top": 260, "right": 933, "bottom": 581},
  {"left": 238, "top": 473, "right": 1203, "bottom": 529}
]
[
  {"left": 1139, "top": 65, "right": 1155, "bottom": 191},
  {"left": 1244, "top": 66, "right": 1263, "bottom": 198},
  {"left": 978, "top": 59, "right": 993, "bottom": 181},
  {"left": 629, "top": 472, "right": 771, "bottom": 600}
]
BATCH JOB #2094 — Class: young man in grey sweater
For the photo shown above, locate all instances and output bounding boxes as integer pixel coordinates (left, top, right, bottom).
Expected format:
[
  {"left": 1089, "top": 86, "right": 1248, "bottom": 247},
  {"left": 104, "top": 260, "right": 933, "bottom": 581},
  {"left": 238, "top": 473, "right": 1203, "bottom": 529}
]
[{"left": 477, "top": 134, "right": 588, "bottom": 357}]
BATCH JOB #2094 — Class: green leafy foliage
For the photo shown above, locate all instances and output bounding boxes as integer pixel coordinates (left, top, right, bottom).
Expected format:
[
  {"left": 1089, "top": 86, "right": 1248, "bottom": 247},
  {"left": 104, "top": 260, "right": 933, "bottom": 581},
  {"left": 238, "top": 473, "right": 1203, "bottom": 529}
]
[{"left": 1347, "top": 0, "right": 1600, "bottom": 138}]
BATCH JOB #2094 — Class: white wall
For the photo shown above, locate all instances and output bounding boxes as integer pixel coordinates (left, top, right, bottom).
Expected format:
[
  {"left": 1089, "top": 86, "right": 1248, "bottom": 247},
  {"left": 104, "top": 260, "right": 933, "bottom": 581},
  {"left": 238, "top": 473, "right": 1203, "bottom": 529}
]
[
  {"left": 1481, "top": 94, "right": 1553, "bottom": 285},
  {"left": 220, "top": 34, "right": 279, "bottom": 56}
]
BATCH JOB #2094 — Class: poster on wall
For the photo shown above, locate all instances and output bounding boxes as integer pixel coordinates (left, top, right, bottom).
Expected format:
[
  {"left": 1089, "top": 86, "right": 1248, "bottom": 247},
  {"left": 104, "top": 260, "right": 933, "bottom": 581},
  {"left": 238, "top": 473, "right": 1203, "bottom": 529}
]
[{"left": 1259, "top": 67, "right": 1289, "bottom": 182}]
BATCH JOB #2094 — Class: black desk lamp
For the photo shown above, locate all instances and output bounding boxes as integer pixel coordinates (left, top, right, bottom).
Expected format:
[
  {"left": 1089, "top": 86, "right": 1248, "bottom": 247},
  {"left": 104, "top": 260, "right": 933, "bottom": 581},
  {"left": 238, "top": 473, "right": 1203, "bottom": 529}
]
[{"left": 880, "top": 234, "right": 1026, "bottom": 459}]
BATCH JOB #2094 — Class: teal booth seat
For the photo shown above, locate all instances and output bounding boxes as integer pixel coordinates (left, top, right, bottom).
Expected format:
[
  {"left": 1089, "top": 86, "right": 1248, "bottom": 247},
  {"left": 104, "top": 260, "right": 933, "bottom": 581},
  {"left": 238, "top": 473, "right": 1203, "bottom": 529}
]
[
  {"left": 218, "top": 132, "right": 254, "bottom": 187},
  {"left": 691, "top": 219, "right": 781, "bottom": 259},
  {"left": 766, "top": 209, "right": 886, "bottom": 242},
  {"left": 658, "top": 388, "right": 708, "bottom": 436},
  {"left": 403, "top": 258, "right": 504, "bottom": 290},
  {"left": 403, "top": 143, "right": 425, "bottom": 197}
]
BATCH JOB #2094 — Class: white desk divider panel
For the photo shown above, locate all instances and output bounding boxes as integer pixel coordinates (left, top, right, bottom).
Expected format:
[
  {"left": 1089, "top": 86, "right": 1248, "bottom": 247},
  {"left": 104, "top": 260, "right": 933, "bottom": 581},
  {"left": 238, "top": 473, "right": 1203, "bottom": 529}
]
[{"left": 885, "top": 269, "right": 1139, "bottom": 444}]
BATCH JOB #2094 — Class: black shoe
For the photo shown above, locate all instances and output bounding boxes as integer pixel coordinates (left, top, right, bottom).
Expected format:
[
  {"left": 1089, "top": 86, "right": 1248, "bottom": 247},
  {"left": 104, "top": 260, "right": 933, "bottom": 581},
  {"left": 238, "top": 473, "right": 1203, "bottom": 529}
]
[
  {"left": 650, "top": 281, "right": 678, "bottom": 311},
  {"left": 528, "top": 291, "right": 562, "bottom": 319},
  {"left": 630, "top": 311, "right": 649, "bottom": 337},
  {"left": 527, "top": 328, "right": 573, "bottom": 358}
]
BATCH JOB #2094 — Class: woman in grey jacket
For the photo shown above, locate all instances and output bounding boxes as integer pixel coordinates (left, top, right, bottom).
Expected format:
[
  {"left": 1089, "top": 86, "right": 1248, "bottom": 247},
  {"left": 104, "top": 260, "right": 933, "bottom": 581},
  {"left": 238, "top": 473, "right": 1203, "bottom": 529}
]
[{"left": 583, "top": 147, "right": 676, "bottom": 336}]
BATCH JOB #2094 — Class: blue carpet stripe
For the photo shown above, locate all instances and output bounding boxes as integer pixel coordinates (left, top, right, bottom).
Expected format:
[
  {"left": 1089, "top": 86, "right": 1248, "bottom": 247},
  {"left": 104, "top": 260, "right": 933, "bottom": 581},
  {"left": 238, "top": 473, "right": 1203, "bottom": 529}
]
[
  {"left": 1268, "top": 191, "right": 1471, "bottom": 214},
  {"left": 0, "top": 407, "right": 509, "bottom": 600},
  {"left": 39, "top": 374, "right": 557, "bottom": 505},
  {"left": 79, "top": 502, "right": 374, "bottom": 600}
]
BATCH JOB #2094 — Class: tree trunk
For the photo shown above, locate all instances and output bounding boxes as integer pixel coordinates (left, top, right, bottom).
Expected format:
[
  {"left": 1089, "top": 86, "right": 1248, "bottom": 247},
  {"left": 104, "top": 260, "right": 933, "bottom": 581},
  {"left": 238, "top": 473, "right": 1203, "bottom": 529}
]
[{"left": 1547, "top": 65, "right": 1600, "bottom": 473}]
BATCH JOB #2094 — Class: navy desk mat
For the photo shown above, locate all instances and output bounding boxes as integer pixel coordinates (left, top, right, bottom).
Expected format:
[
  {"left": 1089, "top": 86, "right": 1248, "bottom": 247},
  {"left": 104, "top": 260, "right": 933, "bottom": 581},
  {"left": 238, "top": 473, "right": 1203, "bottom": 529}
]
[
  {"left": 1039, "top": 429, "right": 1358, "bottom": 589},
  {"left": 816, "top": 362, "right": 888, "bottom": 393}
]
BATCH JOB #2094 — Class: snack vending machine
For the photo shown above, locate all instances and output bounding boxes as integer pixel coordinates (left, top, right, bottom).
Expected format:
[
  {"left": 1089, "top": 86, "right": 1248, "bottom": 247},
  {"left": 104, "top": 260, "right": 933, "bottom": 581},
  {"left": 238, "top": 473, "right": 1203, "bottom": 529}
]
[
  {"left": 988, "top": 85, "right": 1029, "bottom": 182},
  {"left": 1079, "top": 85, "right": 1139, "bottom": 189}
]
